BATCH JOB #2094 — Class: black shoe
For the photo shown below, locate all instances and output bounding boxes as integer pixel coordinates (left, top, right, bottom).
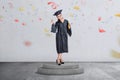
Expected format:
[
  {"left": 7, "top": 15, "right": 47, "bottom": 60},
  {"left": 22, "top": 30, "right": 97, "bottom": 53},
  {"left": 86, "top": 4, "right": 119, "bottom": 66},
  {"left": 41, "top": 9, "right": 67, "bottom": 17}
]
[
  {"left": 56, "top": 60, "right": 61, "bottom": 66},
  {"left": 60, "top": 59, "right": 64, "bottom": 64}
]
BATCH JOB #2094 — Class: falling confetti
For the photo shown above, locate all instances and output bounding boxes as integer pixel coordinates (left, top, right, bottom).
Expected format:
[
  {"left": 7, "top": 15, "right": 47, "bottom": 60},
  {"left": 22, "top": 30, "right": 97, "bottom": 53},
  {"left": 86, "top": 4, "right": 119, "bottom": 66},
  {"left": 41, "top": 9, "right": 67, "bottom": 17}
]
[
  {"left": 24, "top": 41, "right": 32, "bottom": 47},
  {"left": 111, "top": 50, "right": 120, "bottom": 58},
  {"left": 14, "top": 19, "right": 19, "bottom": 22},
  {"left": 31, "top": 6, "right": 35, "bottom": 11},
  {"left": 73, "top": 6, "right": 80, "bottom": 10},
  {"left": 98, "top": 17, "right": 102, "bottom": 21},
  {"left": 45, "top": 33, "right": 52, "bottom": 37},
  {"left": 0, "top": 15, "right": 4, "bottom": 22},
  {"left": 99, "top": 28, "right": 106, "bottom": 33},
  {"left": 48, "top": 1, "right": 58, "bottom": 9},
  {"left": 19, "top": 7, "right": 25, "bottom": 12},
  {"left": 22, "top": 22, "right": 26, "bottom": 26},
  {"left": 44, "top": 28, "right": 49, "bottom": 32},
  {"left": 115, "top": 14, "right": 120, "bottom": 17},
  {"left": 43, "top": 28, "right": 52, "bottom": 37},
  {"left": 69, "top": 13, "right": 74, "bottom": 17},
  {"left": 39, "top": 18, "right": 42, "bottom": 21}
]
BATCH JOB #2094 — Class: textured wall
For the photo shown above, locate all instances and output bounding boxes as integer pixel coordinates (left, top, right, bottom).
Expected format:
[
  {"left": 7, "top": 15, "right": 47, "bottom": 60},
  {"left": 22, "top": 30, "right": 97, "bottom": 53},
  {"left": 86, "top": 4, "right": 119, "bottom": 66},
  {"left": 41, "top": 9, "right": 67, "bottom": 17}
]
[{"left": 0, "top": 0, "right": 120, "bottom": 61}]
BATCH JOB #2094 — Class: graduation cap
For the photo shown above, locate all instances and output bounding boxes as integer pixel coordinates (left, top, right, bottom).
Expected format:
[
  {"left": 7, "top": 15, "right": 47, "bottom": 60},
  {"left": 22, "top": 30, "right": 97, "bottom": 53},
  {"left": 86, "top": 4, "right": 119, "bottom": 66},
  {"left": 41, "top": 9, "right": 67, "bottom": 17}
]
[{"left": 53, "top": 9, "right": 62, "bottom": 16}]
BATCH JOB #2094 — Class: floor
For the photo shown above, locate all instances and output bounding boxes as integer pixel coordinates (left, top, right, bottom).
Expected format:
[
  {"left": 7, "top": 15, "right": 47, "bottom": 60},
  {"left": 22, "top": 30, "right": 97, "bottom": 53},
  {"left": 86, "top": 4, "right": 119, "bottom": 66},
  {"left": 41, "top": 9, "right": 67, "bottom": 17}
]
[{"left": 0, "top": 62, "right": 120, "bottom": 80}]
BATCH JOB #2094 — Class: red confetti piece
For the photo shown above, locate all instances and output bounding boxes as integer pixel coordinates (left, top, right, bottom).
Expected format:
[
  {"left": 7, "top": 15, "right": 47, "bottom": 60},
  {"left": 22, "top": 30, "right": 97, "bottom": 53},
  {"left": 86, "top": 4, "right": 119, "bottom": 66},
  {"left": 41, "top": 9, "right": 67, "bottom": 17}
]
[
  {"left": 99, "top": 28, "right": 106, "bottom": 33},
  {"left": 22, "top": 22, "right": 26, "bottom": 26},
  {"left": 48, "top": 2, "right": 58, "bottom": 9},
  {"left": 98, "top": 17, "right": 102, "bottom": 21},
  {"left": 39, "top": 18, "right": 42, "bottom": 21},
  {"left": 14, "top": 19, "right": 19, "bottom": 22},
  {"left": 24, "top": 41, "right": 32, "bottom": 47}
]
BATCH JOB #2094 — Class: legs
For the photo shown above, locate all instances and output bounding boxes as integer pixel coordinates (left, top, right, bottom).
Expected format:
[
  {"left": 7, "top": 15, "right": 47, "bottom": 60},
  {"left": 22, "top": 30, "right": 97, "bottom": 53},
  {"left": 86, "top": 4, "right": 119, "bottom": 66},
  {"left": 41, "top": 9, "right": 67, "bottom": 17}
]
[
  {"left": 57, "top": 53, "right": 62, "bottom": 60},
  {"left": 56, "top": 53, "right": 64, "bottom": 65}
]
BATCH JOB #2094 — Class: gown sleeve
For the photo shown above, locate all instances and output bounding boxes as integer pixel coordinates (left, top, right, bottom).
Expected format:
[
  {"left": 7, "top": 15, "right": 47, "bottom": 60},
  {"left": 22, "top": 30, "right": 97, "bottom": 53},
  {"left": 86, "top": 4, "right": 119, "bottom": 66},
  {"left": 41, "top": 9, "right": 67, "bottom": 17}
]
[
  {"left": 67, "top": 21, "right": 72, "bottom": 36},
  {"left": 51, "top": 22, "right": 58, "bottom": 33}
]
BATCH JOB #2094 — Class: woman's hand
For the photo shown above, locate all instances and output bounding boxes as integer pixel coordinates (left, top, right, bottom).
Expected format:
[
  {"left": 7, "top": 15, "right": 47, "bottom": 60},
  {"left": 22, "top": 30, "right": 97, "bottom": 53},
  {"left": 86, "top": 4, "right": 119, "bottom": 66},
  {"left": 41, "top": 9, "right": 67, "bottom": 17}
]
[
  {"left": 68, "top": 22, "right": 71, "bottom": 29},
  {"left": 51, "top": 19, "right": 54, "bottom": 24}
]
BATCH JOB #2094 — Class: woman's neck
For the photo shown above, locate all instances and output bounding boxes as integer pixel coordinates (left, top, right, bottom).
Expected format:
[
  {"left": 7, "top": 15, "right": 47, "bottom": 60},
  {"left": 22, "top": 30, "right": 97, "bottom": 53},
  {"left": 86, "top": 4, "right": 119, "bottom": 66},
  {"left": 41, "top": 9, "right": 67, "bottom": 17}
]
[{"left": 60, "top": 18, "right": 64, "bottom": 23}]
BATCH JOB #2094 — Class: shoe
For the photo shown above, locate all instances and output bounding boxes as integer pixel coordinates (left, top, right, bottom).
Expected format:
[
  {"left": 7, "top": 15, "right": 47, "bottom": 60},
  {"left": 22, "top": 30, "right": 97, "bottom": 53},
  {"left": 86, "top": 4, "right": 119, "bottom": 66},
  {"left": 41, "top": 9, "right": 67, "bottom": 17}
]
[
  {"left": 56, "top": 59, "right": 61, "bottom": 66},
  {"left": 60, "top": 59, "right": 64, "bottom": 64}
]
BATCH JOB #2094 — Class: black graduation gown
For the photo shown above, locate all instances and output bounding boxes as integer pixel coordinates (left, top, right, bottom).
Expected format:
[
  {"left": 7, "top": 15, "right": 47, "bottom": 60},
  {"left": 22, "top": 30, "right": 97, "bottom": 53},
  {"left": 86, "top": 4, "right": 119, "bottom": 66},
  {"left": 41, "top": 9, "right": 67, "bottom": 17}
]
[{"left": 51, "top": 19, "right": 72, "bottom": 53}]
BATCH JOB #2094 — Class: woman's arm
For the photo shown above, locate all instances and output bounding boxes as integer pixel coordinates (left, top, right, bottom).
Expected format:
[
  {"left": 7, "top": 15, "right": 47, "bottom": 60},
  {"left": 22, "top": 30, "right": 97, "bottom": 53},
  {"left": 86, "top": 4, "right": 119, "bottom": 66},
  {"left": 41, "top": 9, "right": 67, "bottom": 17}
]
[
  {"left": 51, "top": 20, "right": 57, "bottom": 33},
  {"left": 67, "top": 20, "right": 72, "bottom": 36}
]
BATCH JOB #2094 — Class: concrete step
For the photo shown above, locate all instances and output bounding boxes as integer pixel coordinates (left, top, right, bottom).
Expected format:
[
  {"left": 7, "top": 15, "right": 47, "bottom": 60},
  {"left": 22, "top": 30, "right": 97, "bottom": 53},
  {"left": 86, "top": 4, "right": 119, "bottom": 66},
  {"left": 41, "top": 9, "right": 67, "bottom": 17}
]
[
  {"left": 42, "top": 63, "right": 79, "bottom": 69},
  {"left": 37, "top": 63, "right": 84, "bottom": 75}
]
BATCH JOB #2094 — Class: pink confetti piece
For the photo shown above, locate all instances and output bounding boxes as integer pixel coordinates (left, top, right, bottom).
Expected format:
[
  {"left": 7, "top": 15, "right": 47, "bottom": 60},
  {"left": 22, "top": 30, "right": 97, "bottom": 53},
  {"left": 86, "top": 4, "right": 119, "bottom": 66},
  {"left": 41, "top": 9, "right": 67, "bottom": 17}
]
[
  {"left": 14, "top": 19, "right": 19, "bottom": 22},
  {"left": 22, "top": 22, "right": 26, "bottom": 26},
  {"left": 24, "top": 41, "right": 32, "bottom": 47},
  {"left": 39, "top": 18, "right": 42, "bottom": 21},
  {"left": 48, "top": 1, "right": 58, "bottom": 9},
  {"left": 98, "top": 17, "right": 102, "bottom": 21},
  {"left": 99, "top": 28, "right": 106, "bottom": 33}
]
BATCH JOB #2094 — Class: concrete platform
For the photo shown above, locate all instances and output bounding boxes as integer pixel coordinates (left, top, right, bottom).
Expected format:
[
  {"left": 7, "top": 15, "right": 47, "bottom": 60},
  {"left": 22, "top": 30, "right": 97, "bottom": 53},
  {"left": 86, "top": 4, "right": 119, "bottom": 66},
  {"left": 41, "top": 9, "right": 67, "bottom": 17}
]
[
  {"left": 1, "top": 62, "right": 120, "bottom": 80},
  {"left": 37, "top": 63, "right": 84, "bottom": 75},
  {"left": 42, "top": 63, "right": 79, "bottom": 69}
]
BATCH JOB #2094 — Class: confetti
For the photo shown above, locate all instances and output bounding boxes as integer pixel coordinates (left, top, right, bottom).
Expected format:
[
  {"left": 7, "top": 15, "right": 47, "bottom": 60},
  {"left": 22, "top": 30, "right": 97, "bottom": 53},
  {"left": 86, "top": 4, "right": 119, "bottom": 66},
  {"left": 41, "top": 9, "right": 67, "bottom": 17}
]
[
  {"left": 98, "top": 17, "right": 102, "bottom": 21},
  {"left": 0, "top": 15, "right": 4, "bottom": 22},
  {"left": 73, "top": 6, "right": 80, "bottom": 10},
  {"left": 39, "top": 18, "right": 42, "bottom": 21},
  {"left": 24, "top": 41, "right": 32, "bottom": 47},
  {"left": 19, "top": 7, "right": 25, "bottom": 12},
  {"left": 115, "top": 14, "right": 120, "bottom": 17},
  {"left": 111, "top": 50, "right": 120, "bottom": 58},
  {"left": 69, "top": 13, "right": 74, "bottom": 17},
  {"left": 45, "top": 33, "right": 52, "bottom": 37},
  {"left": 31, "top": 6, "right": 35, "bottom": 11},
  {"left": 48, "top": 1, "right": 58, "bottom": 9},
  {"left": 44, "top": 28, "right": 49, "bottom": 32},
  {"left": 22, "top": 22, "right": 26, "bottom": 26},
  {"left": 14, "top": 19, "right": 19, "bottom": 22},
  {"left": 99, "top": 28, "right": 106, "bottom": 33}
]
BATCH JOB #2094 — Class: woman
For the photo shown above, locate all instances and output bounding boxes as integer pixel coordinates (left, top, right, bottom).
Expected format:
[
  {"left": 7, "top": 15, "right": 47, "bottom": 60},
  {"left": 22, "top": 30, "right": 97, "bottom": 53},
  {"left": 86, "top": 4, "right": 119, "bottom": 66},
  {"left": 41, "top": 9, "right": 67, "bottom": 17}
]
[{"left": 51, "top": 9, "right": 72, "bottom": 65}]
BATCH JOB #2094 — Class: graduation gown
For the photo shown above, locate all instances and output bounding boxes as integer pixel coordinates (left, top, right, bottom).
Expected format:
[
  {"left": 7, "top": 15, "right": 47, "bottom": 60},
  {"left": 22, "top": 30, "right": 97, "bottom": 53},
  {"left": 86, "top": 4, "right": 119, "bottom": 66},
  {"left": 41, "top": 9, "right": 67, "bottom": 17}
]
[{"left": 51, "top": 19, "right": 72, "bottom": 53}]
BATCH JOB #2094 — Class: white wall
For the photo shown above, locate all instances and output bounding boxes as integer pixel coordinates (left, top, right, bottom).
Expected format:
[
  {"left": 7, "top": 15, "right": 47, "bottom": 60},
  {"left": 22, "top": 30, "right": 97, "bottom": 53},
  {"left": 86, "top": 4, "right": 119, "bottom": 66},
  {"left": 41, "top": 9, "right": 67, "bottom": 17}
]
[{"left": 0, "top": 0, "right": 120, "bottom": 62}]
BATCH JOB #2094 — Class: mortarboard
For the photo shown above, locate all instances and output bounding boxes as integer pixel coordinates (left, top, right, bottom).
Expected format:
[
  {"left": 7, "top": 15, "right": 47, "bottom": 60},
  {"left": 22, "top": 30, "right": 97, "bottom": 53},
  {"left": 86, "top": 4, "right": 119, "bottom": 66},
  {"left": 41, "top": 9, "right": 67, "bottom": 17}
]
[{"left": 53, "top": 9, "right": 62, "bottom": 16}]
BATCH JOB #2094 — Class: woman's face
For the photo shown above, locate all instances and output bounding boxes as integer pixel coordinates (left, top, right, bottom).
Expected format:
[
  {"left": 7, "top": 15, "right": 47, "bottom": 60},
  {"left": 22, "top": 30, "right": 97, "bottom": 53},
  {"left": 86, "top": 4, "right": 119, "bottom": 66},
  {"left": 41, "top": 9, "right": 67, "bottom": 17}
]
[{"left": 57, "top": 14, "right": 63, "bottom": 20}]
